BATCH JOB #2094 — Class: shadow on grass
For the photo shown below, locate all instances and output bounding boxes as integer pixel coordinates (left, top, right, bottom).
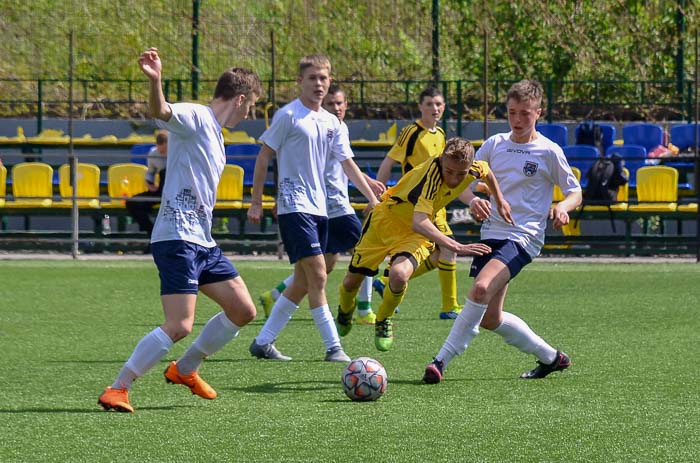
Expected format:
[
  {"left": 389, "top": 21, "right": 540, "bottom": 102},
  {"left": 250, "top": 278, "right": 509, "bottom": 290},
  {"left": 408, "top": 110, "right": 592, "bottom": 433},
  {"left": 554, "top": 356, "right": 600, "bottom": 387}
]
[
  {"left": 223, "top": 380, "right": 339, "bottom": 394},
  {"left": 0, "top": 404, "right": 191, "bottom": 414}
]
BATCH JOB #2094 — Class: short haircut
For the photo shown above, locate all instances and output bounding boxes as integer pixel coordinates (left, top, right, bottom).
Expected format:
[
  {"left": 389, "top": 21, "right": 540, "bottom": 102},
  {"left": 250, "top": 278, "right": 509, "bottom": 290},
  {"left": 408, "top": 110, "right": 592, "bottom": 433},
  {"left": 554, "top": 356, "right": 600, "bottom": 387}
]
[
  {"left": 155, "top": 130, "right": 168, "bottom": 145},
  {"left": 327, "top": 84, "right": 345, "bottom": 98},
  {"left": 506, "top": 79, "right": 543, "bottom": 108},
  {"left": 419, "top": 86, "right": 443, "bottom": 104},
  {"left": 299, "top": 54, "right": 331, "bottom": 76},
  {"left": 442, "top": 137, "right": 474, "bottom": 165},
  {"left": 213, "top": 67, "right": 263, "bottom": 101}
]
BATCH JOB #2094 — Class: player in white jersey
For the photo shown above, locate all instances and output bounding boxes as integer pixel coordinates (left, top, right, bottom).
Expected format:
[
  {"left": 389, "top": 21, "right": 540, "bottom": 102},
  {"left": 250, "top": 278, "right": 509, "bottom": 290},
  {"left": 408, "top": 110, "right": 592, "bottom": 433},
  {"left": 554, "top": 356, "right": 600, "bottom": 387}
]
[
  {"left": 423, "top": 79, "right": 582, "bottom": 384},
  {"left": 98, "top": 48, "right": 262, "bottom": 413},
  {"left": 247, "top": 56, "right": 379, "bottom": 362},
  {"left": 257, "top": 86, "right": 383, "bottom": 324}
]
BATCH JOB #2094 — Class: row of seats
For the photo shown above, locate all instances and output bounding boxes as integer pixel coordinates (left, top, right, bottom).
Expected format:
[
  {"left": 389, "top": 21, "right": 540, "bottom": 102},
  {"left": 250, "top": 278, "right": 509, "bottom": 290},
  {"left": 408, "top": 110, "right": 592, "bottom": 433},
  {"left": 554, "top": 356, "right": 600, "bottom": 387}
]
[
  {"left": 0, "top": 162, "right": 254, "bottom": 210},
  {"left": 539, "top": 122, "right": 699, "bottom": 189}
]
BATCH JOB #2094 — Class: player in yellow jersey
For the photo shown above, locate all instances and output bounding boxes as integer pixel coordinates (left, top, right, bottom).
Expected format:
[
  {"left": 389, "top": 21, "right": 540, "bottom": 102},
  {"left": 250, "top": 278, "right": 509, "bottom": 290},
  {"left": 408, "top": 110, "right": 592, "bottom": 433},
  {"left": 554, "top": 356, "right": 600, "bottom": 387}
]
[
  {"left": 374, "top": 87, "right": 464, "bottom": 319},
  {"left": 336, "top": 137, "right": 514, "bottom": 352}
]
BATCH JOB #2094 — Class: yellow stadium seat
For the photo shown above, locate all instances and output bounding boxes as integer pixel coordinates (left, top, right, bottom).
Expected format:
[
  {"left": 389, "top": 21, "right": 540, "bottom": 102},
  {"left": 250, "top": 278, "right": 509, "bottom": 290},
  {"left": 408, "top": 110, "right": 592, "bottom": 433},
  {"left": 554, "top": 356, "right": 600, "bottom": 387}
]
[
  {"left": 580, "top": 168, "right": 630, "bottom": 212},
  {"left": 102, "top": 163, "right": 149, "bottom": 208},
  {"left": 215, "top": 164, "right": 244, "bottom": 209},
  {"left": 222, "top": 128, "right": 256, "bottom": 144},
  {"left": 8, "top": 162, "right": 54, "bottom": 208},
  {"left": 552, "top": 167, "right": 582, "bottom": 236},
  {"left": 628, "top": 166, "right": 678, "bottom": 213},
  {"left": 0, "top": 164, "right": 6, "bottom": 207},
  {"left": 55, "top": 163, "right": 101, "bottom": 208}
]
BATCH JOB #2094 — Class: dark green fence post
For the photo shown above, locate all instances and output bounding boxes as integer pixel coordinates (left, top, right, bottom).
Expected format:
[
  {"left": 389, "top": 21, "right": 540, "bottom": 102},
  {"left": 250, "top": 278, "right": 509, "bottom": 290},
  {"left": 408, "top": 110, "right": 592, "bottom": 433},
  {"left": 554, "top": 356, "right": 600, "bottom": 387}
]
[
  {"left": 546, "top": 80, "right": 553, "bottom": 123},
  {"left": 456, "top": 80, "right": 462, "bottom": 137},
  {"left": 164, "top": 79, "right": 170, "bottom": 102},
  {"left": 37, "top": 79, "right": 43, "bottom": 134},
  {"left": 191, "top": 0, "right": 200, "bottom": 100}
]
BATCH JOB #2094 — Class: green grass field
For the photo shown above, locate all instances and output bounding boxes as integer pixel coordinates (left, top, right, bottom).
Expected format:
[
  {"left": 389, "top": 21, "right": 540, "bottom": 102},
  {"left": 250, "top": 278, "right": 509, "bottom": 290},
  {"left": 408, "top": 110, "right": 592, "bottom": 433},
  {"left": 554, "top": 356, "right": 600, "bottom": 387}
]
[{"left": 1, "top": 259, "right": 699, "bottom": 462}]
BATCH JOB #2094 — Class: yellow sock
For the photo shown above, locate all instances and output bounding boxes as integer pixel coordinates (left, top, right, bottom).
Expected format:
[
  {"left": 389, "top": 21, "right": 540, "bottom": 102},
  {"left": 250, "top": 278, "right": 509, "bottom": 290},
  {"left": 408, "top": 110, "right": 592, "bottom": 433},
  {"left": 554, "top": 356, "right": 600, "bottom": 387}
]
[
  {"left": 339, "top": 283, "right": 358, "bottom": 315},
  {"left": 438, "top": 259, "right": 458, "bottom": 311},
  {"left": 377, "top": 283, "right": 407, "bottom": 321},
  {"left": 411, "top": 257, "right": 435, "bottom": 280}
]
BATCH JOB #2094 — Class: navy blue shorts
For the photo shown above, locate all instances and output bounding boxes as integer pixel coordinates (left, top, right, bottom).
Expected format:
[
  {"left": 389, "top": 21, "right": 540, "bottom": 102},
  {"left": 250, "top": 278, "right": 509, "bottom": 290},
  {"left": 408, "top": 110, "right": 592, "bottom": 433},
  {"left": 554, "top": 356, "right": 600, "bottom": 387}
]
[
  {"left": 469, "top": 239, "right": 532, "bottom": 280},
  {"left": 326, "top": 213, "right": 362, "bottom": 254},
  {"left": 151, "top": 240, "right": 239, "bottom": 295},
  {"left": 277, "top": 212, "right": 328, "bottom": 264}
]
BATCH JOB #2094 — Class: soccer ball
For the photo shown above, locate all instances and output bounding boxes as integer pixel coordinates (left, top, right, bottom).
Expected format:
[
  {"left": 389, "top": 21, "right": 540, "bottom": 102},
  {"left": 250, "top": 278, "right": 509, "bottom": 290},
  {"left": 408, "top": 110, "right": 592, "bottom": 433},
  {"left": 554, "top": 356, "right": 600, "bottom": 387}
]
[{"left": 341, "top": 357, "right": 387, "bottom": 401}]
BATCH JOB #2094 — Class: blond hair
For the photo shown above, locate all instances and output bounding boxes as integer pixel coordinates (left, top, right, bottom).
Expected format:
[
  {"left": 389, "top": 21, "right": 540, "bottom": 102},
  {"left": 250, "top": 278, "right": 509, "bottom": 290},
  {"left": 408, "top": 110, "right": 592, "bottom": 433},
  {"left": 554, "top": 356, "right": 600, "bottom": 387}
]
[
  {"left": 506, "top": 79, "right": 543, "bottom": 108},
  {"left": 442, "top": 137, "right": 474, "bottom": 165},
  {"left": 299, "top": 54, "right": 331, "bottom": 76}
]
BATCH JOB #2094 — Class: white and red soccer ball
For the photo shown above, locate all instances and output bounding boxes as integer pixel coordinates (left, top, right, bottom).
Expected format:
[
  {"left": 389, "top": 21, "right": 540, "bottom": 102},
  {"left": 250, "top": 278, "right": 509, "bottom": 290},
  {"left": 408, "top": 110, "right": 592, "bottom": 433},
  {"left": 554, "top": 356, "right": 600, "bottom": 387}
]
[{"left": 341, "top": 357, "right": 387, "bottom": 401}]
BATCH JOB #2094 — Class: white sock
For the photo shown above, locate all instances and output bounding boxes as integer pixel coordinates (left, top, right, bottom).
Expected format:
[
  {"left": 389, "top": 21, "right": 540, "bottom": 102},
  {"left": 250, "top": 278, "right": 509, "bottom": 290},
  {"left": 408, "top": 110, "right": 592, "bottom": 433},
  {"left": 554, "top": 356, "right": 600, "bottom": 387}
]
[
  {"left": 255, "top": 295, "right": 298, "bottom": 345},
  {"left": 176, "top": 312, "right": 241, "bottom": 375},
  {"left": 493, "top": 312, "right": 557, "bottom": 364},
  {"left": 436, "top": 299, "right": 487, "bottom": 368},
  {"left": 113, "top": 327, "right": 173, "bottom": 389},
  {"left": 358, "top": 276, "right": 373, "bottom": 304},
  {"left": 311, "top": 304, "right": 341, "bottom": 351}
]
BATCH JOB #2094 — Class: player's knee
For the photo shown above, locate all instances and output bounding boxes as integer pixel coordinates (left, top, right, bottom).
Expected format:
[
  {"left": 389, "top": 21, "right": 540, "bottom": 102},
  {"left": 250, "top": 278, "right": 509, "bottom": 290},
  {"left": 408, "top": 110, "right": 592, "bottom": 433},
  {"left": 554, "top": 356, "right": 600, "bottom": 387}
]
[
  {"left": 468, "top": 280, "right": 490, "bottom": 304},
  {"left": 231, "top": 301, "right": 256, "bottom": 326},
  {"left": 163, "top": 322, "right": 193, "bottom": 342}
]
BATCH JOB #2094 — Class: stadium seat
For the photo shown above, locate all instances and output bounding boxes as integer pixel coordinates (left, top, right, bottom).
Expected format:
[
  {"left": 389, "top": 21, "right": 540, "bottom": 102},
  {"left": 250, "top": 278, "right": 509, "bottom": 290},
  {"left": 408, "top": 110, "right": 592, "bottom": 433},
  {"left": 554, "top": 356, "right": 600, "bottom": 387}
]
[
  {"left": 575, "top": 122, "right": 617, "bottom": 152},
  {"left": 7, "top": 162, "right": 54, "bottom": 207},
  {"left": 605, "top": 144, "right": 647, "bottom": 188},
  {"left": 222, "top": 129, "right": 256, "bottom": 144},
  {"left": 628, "top": 165, "right": 678, "bottom": 213},
  {"left": 670, "top": 123, "right": 700, "bottom": 153},
  {"left": 536, "top": 123, "right": 568, "bottom": 148},
  {"left": 102, "top": 163, "right": 149, "bottom": 207},
  {"left": 563, "top": 145, "right": 599, "bottom": 187},
  {"left": 622, "top": 123, "right": 664, "bottom": 152},
  {"left": 226, "top": 143, "right": 261, "bottom": 186},
  {"left": 215, "top": 164, "right": 244, "bottom": 209},
  {"left": 0, "top": 164, "right": 6, "bottom": 207},
  {"left": 55, "top": 163, "right": 101, "bottom": 208},
  {"left": 130, "top": 143, "right": 155, "bottom": 166},
  {"left": 581, "top": 168, "right": 630, "bottom": 213}
]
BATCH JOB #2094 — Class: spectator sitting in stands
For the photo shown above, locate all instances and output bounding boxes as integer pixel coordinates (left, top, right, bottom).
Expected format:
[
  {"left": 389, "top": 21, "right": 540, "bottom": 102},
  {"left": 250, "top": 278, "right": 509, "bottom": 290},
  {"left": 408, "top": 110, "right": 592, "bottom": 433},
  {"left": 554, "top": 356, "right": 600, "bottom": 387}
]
[{"left": 125, "top": 130, "right": 168, "bottom": 253}]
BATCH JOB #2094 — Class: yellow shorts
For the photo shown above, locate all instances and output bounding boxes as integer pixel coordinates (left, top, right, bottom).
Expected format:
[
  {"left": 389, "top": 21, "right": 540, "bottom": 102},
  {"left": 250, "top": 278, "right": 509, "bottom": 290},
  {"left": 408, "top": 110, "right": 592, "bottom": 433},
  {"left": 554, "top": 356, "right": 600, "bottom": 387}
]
[{"left": 348, "top": 204, "right": 433, "bottom": 276}]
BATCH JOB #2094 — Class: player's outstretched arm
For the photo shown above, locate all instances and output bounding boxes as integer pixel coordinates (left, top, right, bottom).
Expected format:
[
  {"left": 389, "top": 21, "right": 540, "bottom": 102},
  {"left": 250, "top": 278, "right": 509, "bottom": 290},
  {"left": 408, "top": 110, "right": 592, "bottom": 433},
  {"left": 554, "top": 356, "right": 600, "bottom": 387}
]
[
  {"left": 482, "top": 170, "right": 514, "bottom": 225},
  {"left": 138, "top": 47, "right": 171, "bottom": 122},
  {"left": 247, "top": 144, "right": 275, "bottom": 224}
]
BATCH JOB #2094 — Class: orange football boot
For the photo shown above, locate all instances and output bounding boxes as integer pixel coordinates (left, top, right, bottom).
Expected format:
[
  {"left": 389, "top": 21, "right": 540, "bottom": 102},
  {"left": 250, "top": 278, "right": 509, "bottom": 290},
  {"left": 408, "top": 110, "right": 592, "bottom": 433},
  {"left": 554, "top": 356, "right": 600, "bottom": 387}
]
[
  {"left": 163, "top": 361, "right": 217, "bottom": 400},
  {"left": 98, "top": 387, "right": 134, "bottom": 413}
]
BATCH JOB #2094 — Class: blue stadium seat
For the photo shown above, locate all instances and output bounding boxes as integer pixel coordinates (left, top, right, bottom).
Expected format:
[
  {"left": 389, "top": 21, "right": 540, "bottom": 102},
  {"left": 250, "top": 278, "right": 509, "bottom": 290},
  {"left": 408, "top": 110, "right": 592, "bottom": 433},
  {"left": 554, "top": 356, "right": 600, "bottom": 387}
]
[
  {"left": 574, "top": 122, "right": 617, "bottom": 152},
  {"left": 225, "top": 143, "right": 261, "bottom": 186},
  {"left": 130, "top": 143, "right": 154, "bottom": 166},
  {"left": 670, "top": 123, "right": 700, "bottom": 152},
  {"left": 562, "top": 145, "right": 599, "bottom": 187},
  {"left": 622, "top": 123, "right": 663, "bottom": 152},
  {"left": 606, "top": 144, "right": 647, "bottom": 188},
  {"left": 536, "top": 123, "right": 568, "bottom": 148}
]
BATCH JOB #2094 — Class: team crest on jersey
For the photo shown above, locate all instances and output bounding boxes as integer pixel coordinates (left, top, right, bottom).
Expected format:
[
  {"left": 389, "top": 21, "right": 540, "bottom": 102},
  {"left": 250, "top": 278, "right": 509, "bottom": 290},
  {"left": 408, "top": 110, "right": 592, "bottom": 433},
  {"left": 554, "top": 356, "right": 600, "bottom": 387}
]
[
  {"left": 523, "top": 161, "right": 538, "bottom": 177},
  {"left": 327, "top": 128, "right": 334, "bottom": 142}
]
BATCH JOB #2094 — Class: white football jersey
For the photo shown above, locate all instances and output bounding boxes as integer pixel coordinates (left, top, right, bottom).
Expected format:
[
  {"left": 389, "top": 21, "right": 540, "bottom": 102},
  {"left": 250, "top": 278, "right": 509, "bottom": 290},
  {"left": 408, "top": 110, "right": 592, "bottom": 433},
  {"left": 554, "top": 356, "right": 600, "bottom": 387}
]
[
  {"left": 476, "top": 132, "right": 581, "bottom": 257},
  {"left": 152, "top": 103, "right": 224, "bottom": 248},
  {"left": 260, "top": 99, "right": 354, "bottom": 216},
  {"left": 324, "top": 122, "right": 356, "bottom": 219}
]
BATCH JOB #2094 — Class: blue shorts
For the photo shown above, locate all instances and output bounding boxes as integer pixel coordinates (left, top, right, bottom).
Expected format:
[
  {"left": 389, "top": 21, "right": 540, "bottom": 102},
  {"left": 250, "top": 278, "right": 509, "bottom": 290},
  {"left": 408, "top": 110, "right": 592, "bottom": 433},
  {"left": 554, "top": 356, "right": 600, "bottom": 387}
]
[
  {"left": 469, "top": 239, "right": 532, "bottom": 280},
  {"left": 277, "top": 212, "right": 328, "bottom": 264},
  {"left": 326, "top": 213, "right": 362, "bottom": 254},
  {"left": 151, "top": 240, "right": 239, "bottom": 295}
]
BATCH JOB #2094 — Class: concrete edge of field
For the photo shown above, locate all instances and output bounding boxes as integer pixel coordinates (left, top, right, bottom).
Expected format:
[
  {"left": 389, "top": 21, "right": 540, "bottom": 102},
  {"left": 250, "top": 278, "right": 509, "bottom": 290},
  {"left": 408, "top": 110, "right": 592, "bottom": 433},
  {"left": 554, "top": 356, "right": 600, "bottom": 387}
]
[{"left": 0, "top": 251, "right": 697, "bottom": 264}]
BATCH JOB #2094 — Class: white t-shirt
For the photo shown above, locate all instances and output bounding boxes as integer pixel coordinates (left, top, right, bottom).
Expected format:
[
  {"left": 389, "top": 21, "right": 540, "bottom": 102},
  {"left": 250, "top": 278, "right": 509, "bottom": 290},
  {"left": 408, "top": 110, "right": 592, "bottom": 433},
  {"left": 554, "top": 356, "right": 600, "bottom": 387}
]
[
  {"left": 325, "top": 122, "right": 356, "bottom": 219},
  {"left": 476, "top": 132, "right": 581, "bottom": 257},
  {"left": 151, "top": 102, "right": 225, "bottom": 247},
  {"left": 260, "top": 98, "right": 354, "bottom": 216}
]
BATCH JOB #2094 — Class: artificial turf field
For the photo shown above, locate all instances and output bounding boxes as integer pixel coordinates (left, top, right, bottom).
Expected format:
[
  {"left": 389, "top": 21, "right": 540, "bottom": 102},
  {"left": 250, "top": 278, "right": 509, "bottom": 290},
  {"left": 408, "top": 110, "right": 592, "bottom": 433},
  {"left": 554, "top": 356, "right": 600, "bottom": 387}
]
[{"left": 1, "top": 258, "right": 699, "bottom": 462}]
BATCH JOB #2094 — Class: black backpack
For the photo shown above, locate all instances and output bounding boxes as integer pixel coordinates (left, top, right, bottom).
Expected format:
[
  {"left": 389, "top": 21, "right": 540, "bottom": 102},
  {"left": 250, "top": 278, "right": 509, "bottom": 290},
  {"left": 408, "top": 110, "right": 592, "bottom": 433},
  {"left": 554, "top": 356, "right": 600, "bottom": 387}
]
[
  {"left": 577, "top": 154, "right": 628, "bottom": 231},
  {"left": 576, "top": 121, "right": 604, "bottom": 156}
]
